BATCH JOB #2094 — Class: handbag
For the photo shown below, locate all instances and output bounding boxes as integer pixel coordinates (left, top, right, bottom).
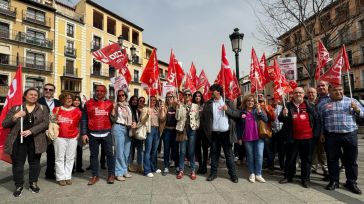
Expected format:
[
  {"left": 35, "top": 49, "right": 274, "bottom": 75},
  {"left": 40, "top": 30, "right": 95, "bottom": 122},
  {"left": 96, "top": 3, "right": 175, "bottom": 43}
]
[
  {"left": 135, "top": 124, "right": 147, "bottom": 140},
  {"left": 46, "top": 107, "right": 60, "bottom": 141},
  {"left": 258, "top": 120, "right": 272, "bottom": 138}
]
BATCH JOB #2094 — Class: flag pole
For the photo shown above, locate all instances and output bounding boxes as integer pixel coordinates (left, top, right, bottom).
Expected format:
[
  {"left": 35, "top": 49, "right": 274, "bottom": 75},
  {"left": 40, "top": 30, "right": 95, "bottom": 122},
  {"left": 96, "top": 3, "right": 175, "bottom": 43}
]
[
  {"left": 346, "top": 69, "right": 353, "bottom": 100},
  {"left": 20, "top": 105, "right": 23, "bottom": 143}
]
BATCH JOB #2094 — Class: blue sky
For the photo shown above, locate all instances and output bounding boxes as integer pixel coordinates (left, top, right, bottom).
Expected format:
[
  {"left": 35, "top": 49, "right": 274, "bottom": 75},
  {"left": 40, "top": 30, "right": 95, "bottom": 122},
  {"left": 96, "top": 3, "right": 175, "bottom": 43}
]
[{"left": 68, "top": 0, "right": 273, "bottom": 81}]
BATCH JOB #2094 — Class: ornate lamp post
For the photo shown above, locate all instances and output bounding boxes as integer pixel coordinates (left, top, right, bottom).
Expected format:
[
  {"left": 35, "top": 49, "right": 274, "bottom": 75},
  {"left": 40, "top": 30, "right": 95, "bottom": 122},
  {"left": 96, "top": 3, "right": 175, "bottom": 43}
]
[
  {"left": 118, "top": 35, "right": 137, "bottom": 63},
  {"left": 229, "top": 28, "right": 244, "bottom": 81}
]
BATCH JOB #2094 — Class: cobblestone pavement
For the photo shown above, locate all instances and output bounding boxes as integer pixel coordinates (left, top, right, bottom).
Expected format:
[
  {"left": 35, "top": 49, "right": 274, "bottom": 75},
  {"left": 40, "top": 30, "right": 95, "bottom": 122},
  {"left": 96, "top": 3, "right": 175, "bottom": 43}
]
[{"left": 0, "top": 137, "right": 363, "bottom": 204}]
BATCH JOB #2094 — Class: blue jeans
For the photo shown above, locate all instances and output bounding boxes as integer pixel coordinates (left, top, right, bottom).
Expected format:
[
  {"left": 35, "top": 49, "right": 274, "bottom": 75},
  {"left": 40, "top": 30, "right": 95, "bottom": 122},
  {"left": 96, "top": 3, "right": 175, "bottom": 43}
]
[
  {"left": 89, "top": 133, "right": 115, "bottom": 176},
  {"left": 128, "top": 139, "right": 143, "bottom": 165},
  {"left": 178, "top": 128, "right": 197, "bottom": 171},
  {"left": 244, "top": 139, "right": 264, "bottom": 176},
  {"left": 112, "top": 124, "right": 131, "bottom": 176},
  {"left": 143, "top": 127, "right": 160, "bottom": 174},
  {"left": 162, "top": 128, "right": 178, "bottom": 169}
]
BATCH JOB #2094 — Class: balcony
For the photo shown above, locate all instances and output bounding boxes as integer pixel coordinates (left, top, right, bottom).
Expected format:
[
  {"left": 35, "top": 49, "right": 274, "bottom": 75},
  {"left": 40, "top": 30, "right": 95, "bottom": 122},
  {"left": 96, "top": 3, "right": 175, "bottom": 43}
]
[
  {"left": 90, "top": 41, "right": 101, "bottom": 51},
  {"left": 0, "top": 29, "right": 53, "bottom": 49},
  {"left": 64, "top": 46, "right": 77, "bottom": 58},
  {"left": 0, "top": 1, "right": 16, "bottom": 19},
  {"left": 0, "top": 55, "right": 52, "bottom": 72},
  {"left": 63, "top": 66, "right": 78, "bottom": 77},
  {"left": 22, "top": 10, "right": 51, "bottom": 28},
  {"left": 91, "top": 66, "right": 109, "bottom": 78}
]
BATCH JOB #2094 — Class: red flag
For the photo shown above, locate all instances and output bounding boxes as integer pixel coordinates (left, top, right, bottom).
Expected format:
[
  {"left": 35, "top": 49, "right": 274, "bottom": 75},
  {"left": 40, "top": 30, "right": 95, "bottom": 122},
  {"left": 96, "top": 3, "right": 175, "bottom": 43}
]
[
  {"left": 184, "top": 63, "right": 197, "bottom": 93},
  {"left": 0, "top": 65, "right": 23, "bottom": 163},
  {"left": 166, "top": 49, "right": 185, "bottom": 88},
  {"left": 319, "top": 46, "right": 350, "bottom": 85},
  {"left": 92, "top": 43, "right": 131, "bottom": 83},
  {"left": 259, "top": 53, "right": 268, "bottom": 86},
  {"left": 214, "top": 44, "right": 241, "bottom": 100},
  {"left": 197, "top": 70, "right": 211, "bottom": 101},
  {"left": 315, "top": 40, "right": 331, "bottom": 80},
  {"left": 272, "top": 58, "right": 292, "bottom": 100},
  {"left": 140, "top": 48, "right": 160, "bottom": 95},
  {"left": 250, "top": 48, "right": 264, "bottom": 93}
]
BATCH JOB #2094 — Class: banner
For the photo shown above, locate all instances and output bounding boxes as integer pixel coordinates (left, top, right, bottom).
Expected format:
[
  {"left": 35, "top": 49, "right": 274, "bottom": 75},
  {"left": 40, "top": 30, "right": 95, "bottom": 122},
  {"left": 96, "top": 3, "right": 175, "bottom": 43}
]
[
  {"left": 161, "top": 81, "right": 176, "bottom": 98},
  {"left": 110, "top": 75, "right": 128, "bottom": 92},
  {"left": 277, "top": 57, "right": 297, "bottom": 81}
]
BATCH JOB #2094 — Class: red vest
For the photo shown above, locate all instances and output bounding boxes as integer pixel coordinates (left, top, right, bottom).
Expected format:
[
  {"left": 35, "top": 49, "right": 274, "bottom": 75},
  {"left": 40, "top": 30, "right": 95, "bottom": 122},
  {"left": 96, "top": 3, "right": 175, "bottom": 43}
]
[
  {"left": 53, "top": 107, "right": 82, "bottom": 138},
  {"left": 292, "top": 102, "right": 313, "bottom": 140},
  {"left": 86, "top": 99, "right": 113, "bottom": 131}
]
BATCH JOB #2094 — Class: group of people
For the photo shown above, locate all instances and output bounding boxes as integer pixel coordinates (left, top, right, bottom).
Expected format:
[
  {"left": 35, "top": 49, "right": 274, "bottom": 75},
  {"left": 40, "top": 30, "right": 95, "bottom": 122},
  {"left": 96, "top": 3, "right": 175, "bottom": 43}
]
[{"left": 2, "top": 80, "right": 363, "bottom": 197}]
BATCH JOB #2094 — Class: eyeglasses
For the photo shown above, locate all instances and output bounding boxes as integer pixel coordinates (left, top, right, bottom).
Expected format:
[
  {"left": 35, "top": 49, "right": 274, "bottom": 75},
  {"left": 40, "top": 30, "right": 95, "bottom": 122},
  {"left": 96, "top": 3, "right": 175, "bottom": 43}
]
[
  {"left": 184, "top": 94, "right": 191, "bottom": 96},
  {"left": 139, "top": 100, "right": 145, "bottom": 102},
  {"left": 44, "top": 88, "right": 54, "bottom": 92}
]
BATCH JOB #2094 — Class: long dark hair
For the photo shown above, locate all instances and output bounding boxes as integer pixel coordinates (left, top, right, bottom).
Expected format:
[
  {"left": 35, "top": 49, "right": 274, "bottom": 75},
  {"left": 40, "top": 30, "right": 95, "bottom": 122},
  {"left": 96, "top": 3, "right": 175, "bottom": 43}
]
[
  {"left": 73, "top": 95, "right": 83, "bottom": 109},
  {"left": 192, "top": 91, "right": 204, "bottom": 105}
]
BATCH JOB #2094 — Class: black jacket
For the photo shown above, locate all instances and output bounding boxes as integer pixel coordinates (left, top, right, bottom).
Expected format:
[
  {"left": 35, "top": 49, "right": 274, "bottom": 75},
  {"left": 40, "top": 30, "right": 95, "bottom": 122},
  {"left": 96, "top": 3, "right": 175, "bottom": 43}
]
[
  {"left": 278, "top": 100, "right": 319, "bottom": 143},
  {"left": 38, "top": 97, "right": 62, "bottom": 112}
]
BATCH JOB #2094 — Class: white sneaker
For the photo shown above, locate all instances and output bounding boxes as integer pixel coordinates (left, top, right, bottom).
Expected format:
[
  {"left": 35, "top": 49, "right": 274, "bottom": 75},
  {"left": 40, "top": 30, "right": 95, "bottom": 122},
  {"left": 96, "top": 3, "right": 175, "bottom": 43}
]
[
  {"left": 163, "top": 168, "right": 169, "bottom": 173},
  {"left": 170, "top": 161, "right": 175, "bottom": 167},
  {"left": 155, "top": 169, "right": 162, "bottom": 173},
  {"left": 146, "top": 173, "right": 154, "bottom": 178},
  {"left": 248, "top": 174, "right": 255, "bottom": 183},
  {"left": 255, "top": 175, "right": 266, "bottom": 183}
]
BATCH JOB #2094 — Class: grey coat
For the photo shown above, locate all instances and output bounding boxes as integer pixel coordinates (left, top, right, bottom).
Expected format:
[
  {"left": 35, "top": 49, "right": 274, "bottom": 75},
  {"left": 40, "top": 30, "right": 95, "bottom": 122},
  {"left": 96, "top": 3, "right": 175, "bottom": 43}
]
[
  {"left": 201, "top": 98, "right": 238, "bottom": 144},
  {"left": 2, "top": 103, "right": 49, "bottom": 155}
]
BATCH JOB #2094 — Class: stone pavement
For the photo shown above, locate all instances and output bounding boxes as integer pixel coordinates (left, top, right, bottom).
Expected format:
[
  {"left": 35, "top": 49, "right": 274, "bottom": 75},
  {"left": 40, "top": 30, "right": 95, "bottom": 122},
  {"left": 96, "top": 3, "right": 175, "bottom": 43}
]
[{"left": 1, "top": 137, "right": 364, "bottom": 204}]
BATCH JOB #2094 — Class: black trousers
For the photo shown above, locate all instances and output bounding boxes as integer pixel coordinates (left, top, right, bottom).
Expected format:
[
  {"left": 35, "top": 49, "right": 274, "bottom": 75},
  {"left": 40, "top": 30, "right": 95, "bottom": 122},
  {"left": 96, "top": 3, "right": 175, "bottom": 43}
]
[
  {"left": 89, "top": 133, "right": 115, "bottom": 176},
  {"left": 284, "top": 139, "right": 312, "bottom": 181},
  {"left": 195, "top": 129, "right": 209, "bottom": 170},
  {"left": 12, "top": 136, "right": 41, "bottom": 187},
  {"left": 324, "top": 131, "right": 358, "bottom": 185},
  {"left": 210, "top": 131, "right": 237, "bottom": 178},
  {"left": 76, "top": 145, "right": 83, "bottom": 170},
  {"left": 267, "top": 130, "right": 285, "bottom": 170},
  {"left": 44, "top": 143, "right": 55, "bottom": 177}
]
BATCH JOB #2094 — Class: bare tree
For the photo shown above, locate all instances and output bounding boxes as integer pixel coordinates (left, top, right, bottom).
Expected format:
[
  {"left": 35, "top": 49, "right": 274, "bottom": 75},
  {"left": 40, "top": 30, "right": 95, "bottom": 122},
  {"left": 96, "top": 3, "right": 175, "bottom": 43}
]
[{"left": 256, "top": 0, "right": 361, "bottom": 86}]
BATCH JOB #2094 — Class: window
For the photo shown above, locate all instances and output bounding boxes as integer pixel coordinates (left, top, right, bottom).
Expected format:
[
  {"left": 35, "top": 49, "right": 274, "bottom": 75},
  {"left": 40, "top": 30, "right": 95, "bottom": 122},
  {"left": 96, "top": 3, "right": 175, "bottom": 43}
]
[
  {"left": 93, "top": 36, "right": 101, "bottom": 50},
  {"left": 145, "top": 49, "right": 152, "bottom": 59},
  {"left": 134, "top": 70, "right": 139, "bottom": 82},
  {"left": 0, "top": 53, "right": 9, "bottom": 64},
  {"left": 25, "top": 77, "right": 44, "bottom": 93},
  {"left": 320, "top": 13, "right": 331, "bottom": 32},
  {"left": 62, "top": 78, "right": 81, "bottom": 93},
  {"left": 122, "top": 25, "right": 129, "bottom": 41},
  {"left": 92, "top": 59, "right": 101, "bottom": 75},
  {"left": 0, "top": 0, "right": 9, "bottom": 10},
  {"left": 134, "top": 88, "right": 139, "bottom": 97},
  {"left": 347, "top": 50, "right": 353, "bottom": 65},
  {"left": 26, "top": 51, "right": 45, "bottom": 69},
  {"left": 0, "top": 22, "right": 9, "bottom": 39},
  {"left": 293, "top": 31, "right": 302, "bottom": 44},
  {"left": 159, "top": 68, "right": 164, "bottom": 78},
  {"left": 26, "top": 8, "right": 45, "bottom": 23},
  {"left": 93, "top": 10, "right": 103, "bottom": 30},
  {"left": 0, "top": 74, "right": 8, "bottom": 86},
  {"left": 132, "top": 30, "right": 139, "bottom": 45},
  {"left": 107, "top": 17, "right": 116, "bottom": 35},
  {"left": 66, "top": 23, "right": 74, "bottom": 37},
  {"left": 109, "top": 66, "right": 115, "bottom": 77},
  {"left": 335, "top": 3, "right": 349, "bottom": 24},
  {"left": 65, "top": 59, "right": 74, "bottom": 75},
  {"left": 26, "top": 29, "right": 45, "bottom": 45},
  {"left": 109, "top": 86, "right": 115, "bottom": 100}
]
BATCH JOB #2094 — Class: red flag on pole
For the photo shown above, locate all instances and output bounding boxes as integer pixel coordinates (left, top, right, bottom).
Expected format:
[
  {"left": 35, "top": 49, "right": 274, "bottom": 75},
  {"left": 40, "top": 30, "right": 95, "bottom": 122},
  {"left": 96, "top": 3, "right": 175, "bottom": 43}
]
[
  {"left": 184, "top": 62, "right": 197, "bottom": 93},
  {"left": 259, "top": 53, "right": 268, "bottom": 86},
  {"left": 0, "top": 65, "right": 23, "bottom": 163},
  {"left": 196, "top": 70, "right": 211, "bottom": 101},
  {"left": 214, "top": 44, "right": 241, "bottom": 100},
  {"left": 92, "top": 43, "right": 131, "bottom": 83},
  {"left": 140, "top": 48, "right": 160, "bottom": 95},
  {"left": 166, "top": 49, "right": 185, "bottom": 88},
  {"left": 315, "top": 40, "right": 331, "bottom": 80},
  {"left": 250, "top": 48, "right": 264, "bottom": 93}
]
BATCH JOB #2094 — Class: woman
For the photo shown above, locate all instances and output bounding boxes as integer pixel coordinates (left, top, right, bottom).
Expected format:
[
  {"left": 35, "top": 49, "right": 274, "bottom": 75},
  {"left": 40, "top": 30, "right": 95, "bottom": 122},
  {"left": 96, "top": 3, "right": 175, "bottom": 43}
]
[
  {"left": 236, "top": 95, "right": 268, "bottom": 183},
  {"left": 160, "top": 91, "right": 178, "bottom": 176},
  {"left": 73, "top": 96, "right": 85, "bottom": 173},
  {"left": 142, "top": 96, "right": 165, "bottom": 178},
  {"left": 53, "top": 92, "right": 82, "bottom": 186},
  {"left": 128, "top": 95, "right": 144, "bottom": 173},
  {"left": 193, "top": 91, "right": 208, "bottom": 174},
  {"left": 111, "top": 90, "right": 133, "bottom": 181},
  {"left": 176, "top": 89, "right": 200, "bottom": 180},
  {"left": 3, "top": 88, "right": 49, "bottom": 197}
]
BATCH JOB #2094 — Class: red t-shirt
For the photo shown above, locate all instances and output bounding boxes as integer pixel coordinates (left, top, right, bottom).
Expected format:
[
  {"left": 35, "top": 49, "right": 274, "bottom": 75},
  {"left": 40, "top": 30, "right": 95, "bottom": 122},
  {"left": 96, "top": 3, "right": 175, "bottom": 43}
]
[
  {"left": 292, "top": 102, "right": 313, "bottom": 140},
  {"left": 53, "top": 107, "right": 82, "bottom": 138}
]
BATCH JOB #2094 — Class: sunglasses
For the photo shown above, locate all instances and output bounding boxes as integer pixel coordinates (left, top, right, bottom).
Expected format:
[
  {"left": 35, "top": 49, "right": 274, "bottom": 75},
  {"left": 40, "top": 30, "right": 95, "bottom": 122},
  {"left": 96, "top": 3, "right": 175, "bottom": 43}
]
[
  {"left": 118, "top": 94, "right": 125, "bottom": 97},
  {"left": 184, "top": 93, "right": 191, "bottom": 96},
  {"left": 44, "top": 88, "right": 54, "bottom": 91},
  {"left": 139, "top": 100, "right": 145, "bottom": 102}
]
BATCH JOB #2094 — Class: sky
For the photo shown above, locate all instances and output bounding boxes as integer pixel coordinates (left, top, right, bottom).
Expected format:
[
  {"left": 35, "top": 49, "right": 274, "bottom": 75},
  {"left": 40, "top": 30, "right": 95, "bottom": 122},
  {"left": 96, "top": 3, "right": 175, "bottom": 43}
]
[{"left": 69, "top": 0, "right": 273, "bottom": 82}]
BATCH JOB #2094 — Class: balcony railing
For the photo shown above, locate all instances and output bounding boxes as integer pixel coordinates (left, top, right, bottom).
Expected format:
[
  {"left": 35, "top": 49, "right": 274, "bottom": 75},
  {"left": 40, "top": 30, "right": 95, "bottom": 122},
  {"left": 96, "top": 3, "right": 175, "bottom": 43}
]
[
  {"left": 63, "top": 66, "right": 78, "bottom": 77},
  {"left": 64, "top": 46, "right": 77, "bottom": 58},
  {"left": 22, "top": 10, "right": 51, "bottom": 28},
  {"left": 0, "top": 55, "right": 52, "bottom": 72},
  {"left": 0, "top": 0, "right": 16, "bottom": 18},
  {"left": 0, "top": 29, "right": 53, "bottom": 49}
]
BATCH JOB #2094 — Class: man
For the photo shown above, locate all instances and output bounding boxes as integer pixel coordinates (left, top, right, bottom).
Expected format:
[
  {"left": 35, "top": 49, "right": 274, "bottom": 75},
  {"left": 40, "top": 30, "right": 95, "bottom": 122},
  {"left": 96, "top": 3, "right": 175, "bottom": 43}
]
[
  {"left": 318, "top": 85, "right": 363, "bottom": 194},
  {"left": 202, "top": 84, "right": 238, "bottom": 183},
  {"left": 81, "top": 85, "right": 115, "bottom": 185},
  {"left": 38, "top": 83, "right": 62, "bottom": 180},
  {"left": 316, "top": 80, "right": 329, "bottom": 105},
  {"left": 279, "top": 87, "right": 319, "bottom": 188},
  {"left": 270, "top": 99, "right": 284, "bottom": 172},
  {"left": 306, "top": 87, "right": 317, "bottom": 106}
]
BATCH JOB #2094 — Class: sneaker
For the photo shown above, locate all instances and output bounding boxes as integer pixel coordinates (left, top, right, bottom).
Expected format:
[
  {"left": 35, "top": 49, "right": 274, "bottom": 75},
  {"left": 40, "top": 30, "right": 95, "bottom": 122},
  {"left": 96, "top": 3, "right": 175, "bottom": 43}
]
[
  {"left": 116, "top": 176, "right": 126, "bottom": 181},
  {"left": 146, "top": 173, "right": 154, "bottom": 178},
  {"left": 170, "top": 161, "right": 175, "bottom": 167},
  {"left": 57, "top": 180, "right": 67, "bottom": 186},
  {"left": 256, "top": 175, "right": 266, "bottom": 183},
  {"left": 248, "top": 174, "right": 255, "bottom": 183},
  {"left": 162, "top": 168, "right": 169, "bottom": 176},
  {"left": 234, "top": 156, "right": 239, "bottom": 162},
  {"left": 155, "top": 169, "right": 162, "bottom": 173},
  {"left": 29, "top": 182, "right": 40, "bottom": 193},
  {"left": 13, "top": 186, "right": 23, "bottom": 197},
  {"left": 123, "top": 173, "right": 132, "bottom": 178}
]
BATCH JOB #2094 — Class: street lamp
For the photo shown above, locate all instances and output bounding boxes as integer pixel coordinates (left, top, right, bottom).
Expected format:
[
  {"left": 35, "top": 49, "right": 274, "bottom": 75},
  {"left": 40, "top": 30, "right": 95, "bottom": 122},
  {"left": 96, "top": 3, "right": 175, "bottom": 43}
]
[
  {"left": 117, "top": 34, "right": 124, "bottom": 48},
  {"left": 229, "top": 28, "right": 244, "bottom": 81},
  {"left": 118, "top": 34, "right": 137, "bottom": 63}
]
